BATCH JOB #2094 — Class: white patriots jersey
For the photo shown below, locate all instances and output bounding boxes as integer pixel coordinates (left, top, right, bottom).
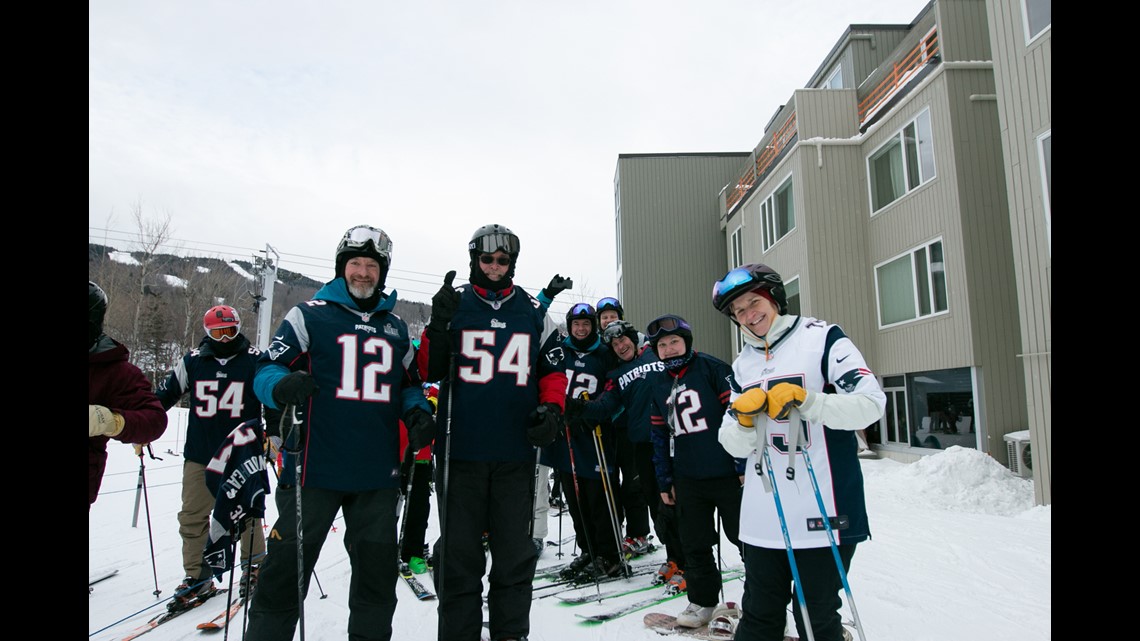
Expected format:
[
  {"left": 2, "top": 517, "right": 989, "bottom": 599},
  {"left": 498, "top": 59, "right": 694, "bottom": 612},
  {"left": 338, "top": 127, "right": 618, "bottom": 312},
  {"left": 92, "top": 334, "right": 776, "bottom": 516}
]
[{"left": 726, "top": 316, "right": 885, "bottom": 550}]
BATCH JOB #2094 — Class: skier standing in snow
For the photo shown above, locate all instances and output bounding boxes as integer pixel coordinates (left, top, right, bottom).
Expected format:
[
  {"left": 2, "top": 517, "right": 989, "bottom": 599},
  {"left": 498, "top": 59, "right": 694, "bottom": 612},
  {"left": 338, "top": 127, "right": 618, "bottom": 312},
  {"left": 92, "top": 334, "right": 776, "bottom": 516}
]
[
  {"left": 542, "top": 302, "right": 625, "bottom": 583},
  {"left": 564, "top": 318, "right": 681, "bottom": 582},
  {"left": 714, "top": 263, "right": 885, "bottom": 641},
  {"left": 646, "top": 313, "right": 745, "bottom": 629},
  {"left": 420, "top": 223, "right": 567, "bottom": 641},
  {"left": 88, "top": 280, "right": 168, "bottom": 509},
  {"left": 245, "top": 225, "right": 435, "bottom": 641},
  {"left": 153, "top": 304, "right": 282, "bottom": 609}
]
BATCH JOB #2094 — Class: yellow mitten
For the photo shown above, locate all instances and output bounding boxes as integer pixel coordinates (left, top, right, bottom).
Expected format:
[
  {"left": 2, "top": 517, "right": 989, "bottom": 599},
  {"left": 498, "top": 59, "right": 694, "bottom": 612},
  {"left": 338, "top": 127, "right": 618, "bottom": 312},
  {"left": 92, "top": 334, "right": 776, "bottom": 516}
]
[
  {"left": 89, "top": 404, "right": 125, "bottom": 437},
  {"left": 766, "top": 383, "right": 807, "bottom": 420},
  {"left": 730, "top": 388, "right": 768, "bottom": 427}
]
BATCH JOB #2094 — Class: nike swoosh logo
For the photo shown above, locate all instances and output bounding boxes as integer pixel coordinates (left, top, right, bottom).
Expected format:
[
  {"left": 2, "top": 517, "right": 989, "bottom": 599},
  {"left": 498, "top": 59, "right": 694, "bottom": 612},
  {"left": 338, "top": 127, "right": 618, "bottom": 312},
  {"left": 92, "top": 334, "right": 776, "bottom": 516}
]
[{"left": 837, "top": 354, "right": 850, "bottom": 363}]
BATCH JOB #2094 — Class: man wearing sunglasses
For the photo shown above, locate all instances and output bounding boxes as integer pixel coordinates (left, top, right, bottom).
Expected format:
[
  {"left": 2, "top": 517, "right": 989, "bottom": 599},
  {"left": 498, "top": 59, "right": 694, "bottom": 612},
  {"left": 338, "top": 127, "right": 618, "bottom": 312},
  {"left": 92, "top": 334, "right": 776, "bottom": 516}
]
[
  {"left": 420, "top": 223, "right": 568, "bottom": 641},
  {"left": 564, "top": 319, "right": 681, "bottom": 580},
  {"left": 247, "top": 225, "right": 434, "bottom": 641},
  {"left": 152, "top": 304, "right": 283, "bottom": 610},
  {"left": 645, "top": 314, "right": 745, "bottom": 629},
  {"left": 713, "top": 263, "right": 885, "bottom": 641}
]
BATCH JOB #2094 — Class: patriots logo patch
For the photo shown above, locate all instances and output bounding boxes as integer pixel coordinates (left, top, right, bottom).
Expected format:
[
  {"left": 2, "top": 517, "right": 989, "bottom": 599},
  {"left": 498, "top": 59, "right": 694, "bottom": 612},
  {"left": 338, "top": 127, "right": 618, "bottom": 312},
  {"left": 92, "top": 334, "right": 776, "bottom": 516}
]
[
  {"left": 835, "top": 367, "right": 873, "bottom": 393},
  {"left": 267, "top": 339, "right": 291, "bottom": 361},
  {"left": 546, "top": 346, "right": 565, "bottom": 366}
]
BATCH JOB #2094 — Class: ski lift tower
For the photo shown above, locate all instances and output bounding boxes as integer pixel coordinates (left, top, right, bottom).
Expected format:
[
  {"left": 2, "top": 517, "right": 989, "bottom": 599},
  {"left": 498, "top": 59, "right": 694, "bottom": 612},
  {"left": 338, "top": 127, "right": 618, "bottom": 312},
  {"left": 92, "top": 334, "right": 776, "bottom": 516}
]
[{"left": 253, "top": 244, "right": 279, "bottom": 350}]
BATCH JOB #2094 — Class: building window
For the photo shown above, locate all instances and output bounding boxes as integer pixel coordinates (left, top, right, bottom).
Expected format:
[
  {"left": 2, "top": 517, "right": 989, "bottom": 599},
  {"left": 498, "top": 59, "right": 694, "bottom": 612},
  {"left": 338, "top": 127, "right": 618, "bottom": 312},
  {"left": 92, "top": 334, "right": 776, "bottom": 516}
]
[
  {"left": 785, "top": 276, "right": 801, "bottom": 316},
  {"left": 875, "top": 238, "right": 948, "bottom": 327},
  {"left": 909, "top": 367, "right": 975, "bottom": 450},
  {"left": 730, "top": 227, "right": 743, "bottom": 269},
  {"left": 1037, "top": 130, "right": 1051, "bottom": 254},
  {"left": 1023, "top": 0, "right": 1051, "bottom": 42},
  {"left": 823, "top": 64, "right": 843, "bottom": 89},
  {"left": 881, "top": 375, "right": 908, "bottom": 446},
  {"left": 868, "top": 108, "right": 935, "bottom": 214},
  {"left": 761, "top": 177, "right": 795, "bottom": 251}
]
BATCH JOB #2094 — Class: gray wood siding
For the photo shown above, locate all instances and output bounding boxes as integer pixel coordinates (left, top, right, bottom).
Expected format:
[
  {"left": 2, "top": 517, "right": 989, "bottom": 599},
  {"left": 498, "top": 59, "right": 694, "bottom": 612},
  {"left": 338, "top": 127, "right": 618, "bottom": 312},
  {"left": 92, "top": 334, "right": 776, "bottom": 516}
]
[
  {"left": 796, "top": 89, "right": 859, "bottom": 140},
  {"left": 944, "top": 66, "right": 1027, "bottom": 458},
  {"left": 938, "top": 0, "right": 993, "bottom": 61},
  {"left": 616, "top": 154, "right": 748, "bottom": 362},
  {"left": 986, "top": 0, "right": 1051, "bottom": 504}
]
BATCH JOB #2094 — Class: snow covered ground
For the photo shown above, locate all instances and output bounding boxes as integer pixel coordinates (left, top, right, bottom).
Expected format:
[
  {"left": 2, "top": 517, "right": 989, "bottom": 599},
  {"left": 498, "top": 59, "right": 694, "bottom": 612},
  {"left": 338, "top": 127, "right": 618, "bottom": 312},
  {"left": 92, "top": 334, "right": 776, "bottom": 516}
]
[{"left": 89, "top": 408, "right": 1050, "bottom": 640}]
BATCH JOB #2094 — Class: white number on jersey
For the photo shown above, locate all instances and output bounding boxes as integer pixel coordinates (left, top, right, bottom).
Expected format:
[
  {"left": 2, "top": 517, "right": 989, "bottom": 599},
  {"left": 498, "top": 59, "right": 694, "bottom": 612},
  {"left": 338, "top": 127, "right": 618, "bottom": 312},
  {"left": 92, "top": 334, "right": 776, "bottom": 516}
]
[
  {"left": 194, "top": 380, "right": 246, "bottom": 418},
  {"left": 458, "top": 331, "right": 532, "bottom": 386},
  {"left": 335, "top": 335, "right": 395, "bottom": 402}
]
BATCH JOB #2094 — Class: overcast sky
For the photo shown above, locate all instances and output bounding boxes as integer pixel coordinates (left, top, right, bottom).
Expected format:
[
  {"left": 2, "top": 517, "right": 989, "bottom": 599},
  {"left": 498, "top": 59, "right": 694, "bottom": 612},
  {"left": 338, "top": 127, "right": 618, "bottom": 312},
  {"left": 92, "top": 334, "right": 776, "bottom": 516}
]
[{"left": 89, "top": 0, "right": 925, "bottom": 313}]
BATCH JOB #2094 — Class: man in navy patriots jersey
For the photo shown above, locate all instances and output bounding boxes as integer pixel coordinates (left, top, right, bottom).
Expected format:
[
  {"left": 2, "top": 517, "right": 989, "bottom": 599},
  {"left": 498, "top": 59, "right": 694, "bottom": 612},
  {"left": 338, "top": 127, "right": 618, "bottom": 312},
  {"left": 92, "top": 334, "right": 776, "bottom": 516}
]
[
  {"left": 646, "top": 314, "right": 745, "bottom": 629},
  {"left": 420, "top": 223, "right": 568, "bottom": 641},
  {"left": 154, "top": 304, "right": 282, "bottom": 608},
  {"left": 541, "top": 302, "right": 625, "bottom": 583},
  {"left": 245, "top": 225, "right": 434, "bottom": 641}
]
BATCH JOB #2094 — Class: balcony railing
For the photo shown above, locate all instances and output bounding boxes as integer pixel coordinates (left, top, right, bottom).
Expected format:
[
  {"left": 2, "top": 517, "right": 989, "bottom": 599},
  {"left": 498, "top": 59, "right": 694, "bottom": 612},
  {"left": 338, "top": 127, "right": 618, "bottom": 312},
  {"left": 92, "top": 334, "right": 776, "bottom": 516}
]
[
  {"left": 725, "top": 26, "right": 939, "bottom": 214},
  {"left": 858, "top": 26, "right": 940, "bottom": 125},
  {"left": 725, "top": 111, "right": 797, "bottom": 212}
]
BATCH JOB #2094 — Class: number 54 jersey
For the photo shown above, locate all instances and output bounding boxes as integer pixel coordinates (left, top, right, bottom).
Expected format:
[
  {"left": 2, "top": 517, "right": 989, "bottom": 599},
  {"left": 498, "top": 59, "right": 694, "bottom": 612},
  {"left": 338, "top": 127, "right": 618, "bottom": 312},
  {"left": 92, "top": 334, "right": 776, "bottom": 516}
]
[{"left": 437, "top": 285, "right": 564, "bottom": 464}]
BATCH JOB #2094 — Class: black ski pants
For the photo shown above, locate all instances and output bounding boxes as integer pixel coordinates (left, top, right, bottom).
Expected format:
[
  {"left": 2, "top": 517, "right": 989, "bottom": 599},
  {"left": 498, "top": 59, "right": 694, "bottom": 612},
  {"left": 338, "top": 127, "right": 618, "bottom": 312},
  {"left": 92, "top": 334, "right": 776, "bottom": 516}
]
[
  {"left": 635, "top": 441, "right": 686, "bottom": 567},
  {"left": 245, "top": 485, "right": 400, "bottom": 641},
  {"left": 434, "top": 459, "right": 538, "bottom": 641},
  {"left": 735, "top": 542, "right": 857, "bottom": 641},
  {"left": 560, "top": 470, "right": 623, "bottom": 563},
  {"left": 614, "top": 428, "right": 651, "bottom": 539},
  {"left": 672, "top": 475, "right": 742, "bottom": 607},
  {"left": 400, "top": 460, "right": 433, "bottom": 562}
]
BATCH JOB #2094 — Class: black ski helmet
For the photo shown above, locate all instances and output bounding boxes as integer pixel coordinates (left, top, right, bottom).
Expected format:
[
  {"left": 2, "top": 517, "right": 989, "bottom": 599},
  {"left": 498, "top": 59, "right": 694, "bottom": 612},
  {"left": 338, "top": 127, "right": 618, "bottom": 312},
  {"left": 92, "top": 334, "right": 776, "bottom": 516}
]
[
  {"left": 335, "top": 225, "right": 392, "bottom": 290},
  {"left": 468, "top": 224, "right": 520, "bottom": 280},
  {"left": 566, "top": 302, "right": 597, "bottom": 335},
  {"left": 600, "top": 319, "right": 638, "bottom": 345},
  {"left": 595, "top": 297, "right": 625, "bottom": 325},
  {"left": 711, "top": 263, "right": 788, "bottom": 317}
]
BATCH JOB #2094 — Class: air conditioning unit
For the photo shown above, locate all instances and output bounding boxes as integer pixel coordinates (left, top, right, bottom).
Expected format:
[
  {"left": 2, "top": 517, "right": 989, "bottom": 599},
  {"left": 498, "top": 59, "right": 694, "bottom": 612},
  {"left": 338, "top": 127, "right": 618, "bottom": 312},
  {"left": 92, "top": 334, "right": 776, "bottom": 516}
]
[{"left": 1004, "top": 431, "right": 1032, "bottom": 479}]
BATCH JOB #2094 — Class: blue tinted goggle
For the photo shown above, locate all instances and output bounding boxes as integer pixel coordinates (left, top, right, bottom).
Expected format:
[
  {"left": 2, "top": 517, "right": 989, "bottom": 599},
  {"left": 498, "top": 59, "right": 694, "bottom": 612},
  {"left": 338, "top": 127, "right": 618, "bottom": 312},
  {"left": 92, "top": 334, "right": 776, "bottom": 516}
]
[
  {"left": 569, "top": 303, "right": 596, "bottom": 317},
  {"left": 343, "top": 226, "right": 393, "bottom": 256},
  {"left": 596, "top": 297, "right": 621, "bottom": 310},
  {"left": 712, "top": 267, "right": 757, "bottom": 300},
  {"left": 469, "top": 232, "right": 520, "bottom": 256},
  {"left": 646, "top": 315, "right": 690, "bottom": 339}
]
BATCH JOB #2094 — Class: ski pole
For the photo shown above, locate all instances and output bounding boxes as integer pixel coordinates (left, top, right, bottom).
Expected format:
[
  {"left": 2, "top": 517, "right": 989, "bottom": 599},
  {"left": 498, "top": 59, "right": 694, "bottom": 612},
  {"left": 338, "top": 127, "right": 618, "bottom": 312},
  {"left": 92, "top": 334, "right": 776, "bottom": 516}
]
[
  {"left": 285, "top": 404, "right": 306, "bottom": 641},
  {"left": 397, "top": 444, "right": 416, "bottom": 568},
  {"left": 136, "top": 444, "right": 162, "bottom": 598},
  {"left": 760, "top": 441, "right": 815, "bottom": 641},
  {"left": 266, "top": 453, "right": 328, "bottom": 599},
  {"left": 589, "top": 407, "right": 627, "bottom": 578},
  {"left": 795, "top": 410, "right": 867, "bottom": 641},
  {"left": 564, "top": 412, "right": 602, "bottom": 592},
  {"left": 437, "top": 358, "right": 456, "bottom": 598}
]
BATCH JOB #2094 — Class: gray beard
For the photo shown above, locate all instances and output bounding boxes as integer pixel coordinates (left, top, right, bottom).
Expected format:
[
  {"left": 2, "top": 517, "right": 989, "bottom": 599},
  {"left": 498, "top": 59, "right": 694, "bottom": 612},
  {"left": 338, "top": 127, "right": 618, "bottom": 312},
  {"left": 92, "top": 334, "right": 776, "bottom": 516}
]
[{"left": 348, "top": 282, "right": 377, "bottom": 299}]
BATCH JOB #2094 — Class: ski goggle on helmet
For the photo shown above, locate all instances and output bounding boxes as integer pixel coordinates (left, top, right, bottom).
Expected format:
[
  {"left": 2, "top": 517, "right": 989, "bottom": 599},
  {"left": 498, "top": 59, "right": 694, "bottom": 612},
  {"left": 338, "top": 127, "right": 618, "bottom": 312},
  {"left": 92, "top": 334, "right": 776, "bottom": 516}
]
[
  {"left": 468, "top": 225, "right": 520, "bottom": 256},
  {"left": 711, "top": 263, "right": 787, "bottom": 316},
  {"left": 601, "top": 320, "right": 636, "bottom": 345},
  {"left": 340, "top": 225, "right": 393, "bottom": 258},
  {"left": 645, "top": 315, "right": 691, "bottom": 340},
  {"left": 204, "top": 305, "right": 241, "bottom": 342}
]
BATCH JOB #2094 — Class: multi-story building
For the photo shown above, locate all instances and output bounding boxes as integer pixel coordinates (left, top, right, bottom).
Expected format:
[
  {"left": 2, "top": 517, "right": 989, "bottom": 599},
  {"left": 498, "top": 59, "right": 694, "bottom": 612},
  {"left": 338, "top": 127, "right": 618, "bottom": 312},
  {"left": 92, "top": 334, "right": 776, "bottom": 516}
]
[{"left": 612, "top": 0, "right": 1050, "bottom": 504}]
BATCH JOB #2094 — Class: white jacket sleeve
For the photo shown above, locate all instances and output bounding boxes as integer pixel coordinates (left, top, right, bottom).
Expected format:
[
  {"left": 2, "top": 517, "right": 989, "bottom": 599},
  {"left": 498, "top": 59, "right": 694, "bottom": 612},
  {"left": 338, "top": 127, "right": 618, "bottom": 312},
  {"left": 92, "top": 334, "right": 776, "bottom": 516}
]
[{"left": 718, "top": 390, "right": 759, "bottom": 458}]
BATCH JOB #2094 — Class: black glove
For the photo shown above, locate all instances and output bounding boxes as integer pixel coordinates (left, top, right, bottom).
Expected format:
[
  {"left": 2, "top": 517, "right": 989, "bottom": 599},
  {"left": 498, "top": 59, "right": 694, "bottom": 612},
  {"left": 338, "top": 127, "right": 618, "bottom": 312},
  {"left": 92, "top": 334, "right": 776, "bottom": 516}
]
[
  {"left": 405, "top": 408, "right": 437, "bottom": 452},
  {"left": 541, "top": 274, "right": 574, "bottom": 301},
  {"left": 526, "top": 402, "right": 563, "bottom": 447},
  {"left": 273, "top": 371, "right": 319, "bottom": 408},
  {"left": 564, "top": 396, "right": 587, "bottom": 420},
  {"left": 569, "top": 416, "right": 594, "bottom": 436},
  {"left": 427, "top": 271, "right": 460, "bottom": 332}
]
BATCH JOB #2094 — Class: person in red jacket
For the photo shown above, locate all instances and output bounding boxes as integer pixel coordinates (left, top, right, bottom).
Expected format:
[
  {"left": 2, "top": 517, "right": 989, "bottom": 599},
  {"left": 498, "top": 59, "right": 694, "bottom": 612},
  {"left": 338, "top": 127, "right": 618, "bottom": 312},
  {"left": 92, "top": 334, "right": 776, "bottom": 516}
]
[{"left": 88, "top": 281, "right": 168, "bottom": 509}]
